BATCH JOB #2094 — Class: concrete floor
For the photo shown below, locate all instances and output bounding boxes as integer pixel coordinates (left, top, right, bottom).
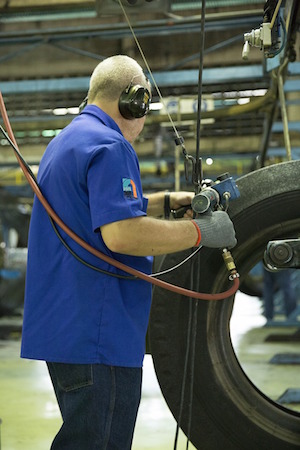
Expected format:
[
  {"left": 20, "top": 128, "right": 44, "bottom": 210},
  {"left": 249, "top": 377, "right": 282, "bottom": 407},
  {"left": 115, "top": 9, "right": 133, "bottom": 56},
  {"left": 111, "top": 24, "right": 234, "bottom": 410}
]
[{"left": 0, "top": 292, "right": 299, "bottom": 450}]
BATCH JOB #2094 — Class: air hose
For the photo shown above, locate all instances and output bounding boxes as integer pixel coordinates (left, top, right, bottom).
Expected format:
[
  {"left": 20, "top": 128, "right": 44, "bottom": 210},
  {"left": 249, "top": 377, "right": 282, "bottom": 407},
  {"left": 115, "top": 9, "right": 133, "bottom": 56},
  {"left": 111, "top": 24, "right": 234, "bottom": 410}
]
[{"left": 0, "top": 91, "right": 239, "bottom": 300}]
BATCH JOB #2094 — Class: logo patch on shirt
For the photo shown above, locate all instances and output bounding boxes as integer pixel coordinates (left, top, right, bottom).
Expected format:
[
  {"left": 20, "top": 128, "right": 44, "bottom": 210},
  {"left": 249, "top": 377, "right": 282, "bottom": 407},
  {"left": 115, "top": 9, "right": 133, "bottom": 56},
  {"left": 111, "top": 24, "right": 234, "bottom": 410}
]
[{"left": 122, "top": 178, "right": 138, "bottom": 199}]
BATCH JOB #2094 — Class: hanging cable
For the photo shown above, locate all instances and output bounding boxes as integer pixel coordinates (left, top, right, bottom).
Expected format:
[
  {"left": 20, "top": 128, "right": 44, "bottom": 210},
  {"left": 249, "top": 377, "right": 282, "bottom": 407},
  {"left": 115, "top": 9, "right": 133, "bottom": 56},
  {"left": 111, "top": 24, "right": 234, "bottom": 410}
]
[
  {"left": 150, "top": 246, "right": 202, "bottom": 278},
  {"left": 118, "top": 0, "right": 181, "bottom": 141},
  {"left": 194, "top": 0, "right": 206, "bottom": 193},
  {"left": 270, "top": 0, "right": 283, "bottom": 30},
  {"left": 185, "top": 297, "right": 198, "bottom": 450},
  {"left": 185, "top": 6, "right": 206, "bottom": 447},
  {"left": 173, "top": 294, "right": 193, "bottom": 450},
  {"left": 118, "top": 0, "right": 196, "bottom": 170},
  {"left": 171, "top": 2, "right": 207, "bottom": 448}
]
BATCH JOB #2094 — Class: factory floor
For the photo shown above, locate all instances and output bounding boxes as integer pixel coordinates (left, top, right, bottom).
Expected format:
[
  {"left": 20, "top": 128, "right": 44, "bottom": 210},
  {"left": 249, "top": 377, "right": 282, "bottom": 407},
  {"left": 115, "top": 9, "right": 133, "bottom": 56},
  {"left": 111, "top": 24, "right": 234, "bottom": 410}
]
[{"left": 0, "top": 292, "right": 299, "bottom": 450}]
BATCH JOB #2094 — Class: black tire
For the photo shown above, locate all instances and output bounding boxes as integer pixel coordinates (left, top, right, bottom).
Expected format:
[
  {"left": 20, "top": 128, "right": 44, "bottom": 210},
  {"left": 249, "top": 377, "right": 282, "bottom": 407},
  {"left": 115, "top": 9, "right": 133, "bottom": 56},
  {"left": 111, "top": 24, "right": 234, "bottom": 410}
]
[
  {"left": 239, "top": 272, "right": 263, "bottom": 297},
  {"left": 149, "top": 160, "right": 300, "bottom": 450}
]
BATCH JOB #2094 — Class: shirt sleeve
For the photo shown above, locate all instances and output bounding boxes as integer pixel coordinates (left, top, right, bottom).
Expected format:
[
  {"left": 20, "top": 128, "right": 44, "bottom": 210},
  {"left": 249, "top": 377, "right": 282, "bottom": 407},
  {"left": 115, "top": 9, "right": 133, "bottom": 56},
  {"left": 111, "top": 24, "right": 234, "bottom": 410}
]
[{"left": 87, "top": 141, "right": 147, "bottom": 231}]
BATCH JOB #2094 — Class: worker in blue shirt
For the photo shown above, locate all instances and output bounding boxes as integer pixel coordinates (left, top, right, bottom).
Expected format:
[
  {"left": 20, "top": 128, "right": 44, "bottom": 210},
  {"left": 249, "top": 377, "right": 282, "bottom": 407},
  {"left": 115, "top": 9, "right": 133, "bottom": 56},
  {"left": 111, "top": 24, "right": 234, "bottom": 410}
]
[{"left": 21, "top": 55, "right": 236, "bottom": 449}]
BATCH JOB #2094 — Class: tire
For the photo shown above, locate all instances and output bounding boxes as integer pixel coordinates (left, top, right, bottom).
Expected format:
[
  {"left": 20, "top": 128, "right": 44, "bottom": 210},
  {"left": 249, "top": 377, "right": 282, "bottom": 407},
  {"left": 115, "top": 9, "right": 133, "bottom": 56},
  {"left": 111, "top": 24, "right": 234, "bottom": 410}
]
[
  {"left": 149, "top": 160, "right": 300, "bottom": 450},
  {"left": 239, "top": 271, "right": 263, "bottom": 297}
]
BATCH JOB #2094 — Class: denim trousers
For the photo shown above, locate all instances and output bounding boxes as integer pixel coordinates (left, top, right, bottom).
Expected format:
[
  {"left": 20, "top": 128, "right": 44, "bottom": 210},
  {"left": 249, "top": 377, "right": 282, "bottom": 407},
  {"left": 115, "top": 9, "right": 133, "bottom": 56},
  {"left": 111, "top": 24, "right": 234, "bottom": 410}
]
[
  {"left": 46, "top": 362, "right": 142, "bottom": 450},
  {"left": 263, "top": 269, "right": 297, "bottom": 320}
]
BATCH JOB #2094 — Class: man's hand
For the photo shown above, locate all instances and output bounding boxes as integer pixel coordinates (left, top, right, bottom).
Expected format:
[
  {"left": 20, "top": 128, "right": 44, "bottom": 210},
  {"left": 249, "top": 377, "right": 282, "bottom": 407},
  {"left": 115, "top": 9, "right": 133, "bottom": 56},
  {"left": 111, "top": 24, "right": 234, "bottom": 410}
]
[
  {"left": 193, "top": 211, "right": 237, "bottom": 249},
  {"left": 170, "top": 191, "right": 193, "bottom": 218},
  {"left": 145, "top": 191, "right": 194, "bottom": 218}
]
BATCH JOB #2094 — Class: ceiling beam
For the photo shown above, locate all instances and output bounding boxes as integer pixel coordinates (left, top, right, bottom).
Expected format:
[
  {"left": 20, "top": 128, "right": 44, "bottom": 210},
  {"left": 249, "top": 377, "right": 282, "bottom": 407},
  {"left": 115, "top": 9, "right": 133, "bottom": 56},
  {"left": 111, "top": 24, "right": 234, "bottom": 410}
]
[
  {"left": 0, "top": 65, "right": 266, "bottom": 95},
  {"left": 3, "top": 62, "right": 300, "bottom": 95},
  {"left": 0, "top": 12, "right": 262, "bottom": 43}
]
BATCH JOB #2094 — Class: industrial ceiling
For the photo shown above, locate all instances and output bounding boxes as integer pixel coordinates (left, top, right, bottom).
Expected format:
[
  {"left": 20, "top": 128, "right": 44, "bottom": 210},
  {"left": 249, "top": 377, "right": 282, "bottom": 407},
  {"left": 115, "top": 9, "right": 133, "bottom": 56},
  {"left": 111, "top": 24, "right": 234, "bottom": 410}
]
[{"left": 0, "top": 0, "right": 299, "bottom": 191}]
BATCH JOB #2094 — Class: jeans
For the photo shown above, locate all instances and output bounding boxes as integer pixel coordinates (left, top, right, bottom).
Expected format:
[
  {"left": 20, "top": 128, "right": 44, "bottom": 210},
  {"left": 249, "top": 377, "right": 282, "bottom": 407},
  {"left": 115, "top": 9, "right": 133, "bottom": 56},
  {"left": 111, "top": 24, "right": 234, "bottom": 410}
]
[
  {"left": 47, "top": 362, "right": 142, "bottom": 450},
  {"left": 263, "top": 269, "right": 297, "bottom": 320}
]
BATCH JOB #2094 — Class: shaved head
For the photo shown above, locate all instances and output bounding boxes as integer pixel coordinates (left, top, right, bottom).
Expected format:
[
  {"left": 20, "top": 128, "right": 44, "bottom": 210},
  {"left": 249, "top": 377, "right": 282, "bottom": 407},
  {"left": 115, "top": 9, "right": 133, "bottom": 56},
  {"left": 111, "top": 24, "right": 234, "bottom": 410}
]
[{"left": 88, "top": 55, "right": 150, "bottom": 103}]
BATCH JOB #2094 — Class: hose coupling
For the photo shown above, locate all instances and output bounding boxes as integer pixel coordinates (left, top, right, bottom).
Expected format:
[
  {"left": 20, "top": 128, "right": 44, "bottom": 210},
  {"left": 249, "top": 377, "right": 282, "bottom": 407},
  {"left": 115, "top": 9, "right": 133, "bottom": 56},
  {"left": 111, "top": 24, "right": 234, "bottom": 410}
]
[{"left": 222, "top": 248, "right": 240, "bottom": 280}]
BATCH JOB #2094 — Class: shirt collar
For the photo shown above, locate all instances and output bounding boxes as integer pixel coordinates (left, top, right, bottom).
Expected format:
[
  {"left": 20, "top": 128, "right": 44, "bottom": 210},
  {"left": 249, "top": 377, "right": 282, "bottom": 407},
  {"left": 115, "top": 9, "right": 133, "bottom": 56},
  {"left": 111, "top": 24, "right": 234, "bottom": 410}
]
[{"left": 81, "top": 104, "right": 123, "bottom": 136}]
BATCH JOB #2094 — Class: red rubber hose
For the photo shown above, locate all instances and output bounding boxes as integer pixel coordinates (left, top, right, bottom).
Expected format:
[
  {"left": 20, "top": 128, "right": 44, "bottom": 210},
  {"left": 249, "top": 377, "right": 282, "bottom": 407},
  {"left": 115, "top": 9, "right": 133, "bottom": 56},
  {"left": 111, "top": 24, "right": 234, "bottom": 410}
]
[{"left": 0, "top": 92, "right": 239, "bottom": 300}]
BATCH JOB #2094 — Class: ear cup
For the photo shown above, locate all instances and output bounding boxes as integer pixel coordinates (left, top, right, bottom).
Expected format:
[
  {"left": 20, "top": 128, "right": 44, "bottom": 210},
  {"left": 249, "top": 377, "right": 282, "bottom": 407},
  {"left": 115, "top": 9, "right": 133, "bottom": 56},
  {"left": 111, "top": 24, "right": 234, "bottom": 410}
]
[{"left": 119, "top": 84, "right": 151, "bottom": 120}]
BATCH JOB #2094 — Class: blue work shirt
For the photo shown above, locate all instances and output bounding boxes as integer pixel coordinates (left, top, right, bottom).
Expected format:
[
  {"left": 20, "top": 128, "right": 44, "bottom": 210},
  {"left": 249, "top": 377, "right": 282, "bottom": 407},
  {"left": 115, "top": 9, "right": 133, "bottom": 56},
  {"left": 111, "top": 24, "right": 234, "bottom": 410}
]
[{"left": 21, "top": 105, "right": 153, "bottom": 367}]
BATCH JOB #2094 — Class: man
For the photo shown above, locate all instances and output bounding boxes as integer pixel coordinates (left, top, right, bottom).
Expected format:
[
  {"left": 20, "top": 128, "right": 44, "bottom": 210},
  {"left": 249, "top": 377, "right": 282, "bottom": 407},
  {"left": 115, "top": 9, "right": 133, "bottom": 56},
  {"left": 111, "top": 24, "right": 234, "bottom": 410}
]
[{"left": 21, "top": 55, "right": 236, "bottom": 449}]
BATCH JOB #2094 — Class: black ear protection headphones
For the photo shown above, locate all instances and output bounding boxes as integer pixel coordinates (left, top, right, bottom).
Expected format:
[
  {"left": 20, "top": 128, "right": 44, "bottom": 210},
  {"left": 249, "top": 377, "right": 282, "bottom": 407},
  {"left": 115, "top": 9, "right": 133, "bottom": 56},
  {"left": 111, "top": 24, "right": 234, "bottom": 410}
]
[
  {"left": 119, "top": 83, "right": 151, "bottom": 120},
  {"left": 78, "top": 80, "right": 151, "bottom": 119}
]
